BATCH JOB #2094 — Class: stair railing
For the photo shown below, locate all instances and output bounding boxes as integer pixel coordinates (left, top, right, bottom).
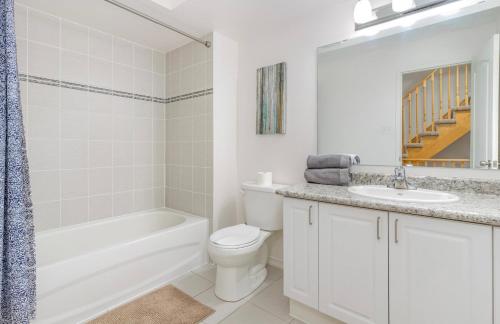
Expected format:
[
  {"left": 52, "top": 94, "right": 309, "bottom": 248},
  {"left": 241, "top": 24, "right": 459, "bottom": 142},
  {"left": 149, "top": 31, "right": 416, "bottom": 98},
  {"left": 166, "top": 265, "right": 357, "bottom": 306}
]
[{"left": 402, "top": 63, "right": 470, "bottom": 152}]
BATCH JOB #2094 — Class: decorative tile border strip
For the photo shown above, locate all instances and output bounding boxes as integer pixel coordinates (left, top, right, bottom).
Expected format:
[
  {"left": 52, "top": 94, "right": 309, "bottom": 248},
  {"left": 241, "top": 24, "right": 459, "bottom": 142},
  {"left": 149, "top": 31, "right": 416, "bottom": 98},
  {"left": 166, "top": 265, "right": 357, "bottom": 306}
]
[{"left": 18, "top": 73, "right": 213, "bottom": 104}]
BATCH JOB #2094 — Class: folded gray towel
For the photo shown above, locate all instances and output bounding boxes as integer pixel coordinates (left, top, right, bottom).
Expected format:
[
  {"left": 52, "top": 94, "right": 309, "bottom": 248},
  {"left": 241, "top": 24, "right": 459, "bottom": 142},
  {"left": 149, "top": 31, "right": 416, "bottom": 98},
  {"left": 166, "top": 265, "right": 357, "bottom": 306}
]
[
  {"left": 304, "top": 168, "right": 350, "bottom": 186},
  {"left": 307, "top": 154, "right": 360, "bottom": 169}
]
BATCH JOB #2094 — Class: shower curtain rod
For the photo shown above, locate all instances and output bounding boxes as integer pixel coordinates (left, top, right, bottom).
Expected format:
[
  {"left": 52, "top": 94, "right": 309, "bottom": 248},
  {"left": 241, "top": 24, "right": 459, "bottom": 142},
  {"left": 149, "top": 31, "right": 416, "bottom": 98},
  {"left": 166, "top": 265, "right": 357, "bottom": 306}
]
[{"left": 103, "top": 0, "right": 211, "bottom": 48}]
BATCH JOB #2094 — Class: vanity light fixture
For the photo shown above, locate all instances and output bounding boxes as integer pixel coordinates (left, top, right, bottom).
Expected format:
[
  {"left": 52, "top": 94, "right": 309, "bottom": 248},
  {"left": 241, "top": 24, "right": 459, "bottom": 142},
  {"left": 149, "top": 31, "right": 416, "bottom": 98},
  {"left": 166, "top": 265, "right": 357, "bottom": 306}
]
[
  {"left": 353, "top": 0, "right": 377, "bottom": 24},
  {"left": 354, "top": 0, "right": 483, "bottom": 34},
  {"left": 392, "top": 0, "right": 417, "bottom": 12}
]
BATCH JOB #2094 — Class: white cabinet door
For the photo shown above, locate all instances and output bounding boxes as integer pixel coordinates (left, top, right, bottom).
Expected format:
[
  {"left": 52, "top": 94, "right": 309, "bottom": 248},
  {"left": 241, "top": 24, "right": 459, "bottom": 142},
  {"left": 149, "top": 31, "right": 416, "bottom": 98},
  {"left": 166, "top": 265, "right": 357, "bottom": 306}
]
[
  {"left": 283, "top": 198, "right": 319, "bottom": 309},
  {"left": 493, "top": 227, "right": 500, "bottom": 324},
  {"left": 319, "top": 203, "right": 389, "bottom": 324},
  {"left": 390, "top": 213, "right": 492, "bottom": 324}
]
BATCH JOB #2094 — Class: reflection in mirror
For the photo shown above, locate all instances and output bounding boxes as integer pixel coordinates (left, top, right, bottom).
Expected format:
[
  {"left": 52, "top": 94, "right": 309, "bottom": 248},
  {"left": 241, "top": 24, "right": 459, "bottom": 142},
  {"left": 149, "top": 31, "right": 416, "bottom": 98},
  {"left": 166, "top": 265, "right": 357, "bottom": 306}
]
[
  {"left": 401, "top": 63, "right": 472, "bottom": 168},
  {"left": 318, "top": 6, "right": 500, "bottom": 170}
]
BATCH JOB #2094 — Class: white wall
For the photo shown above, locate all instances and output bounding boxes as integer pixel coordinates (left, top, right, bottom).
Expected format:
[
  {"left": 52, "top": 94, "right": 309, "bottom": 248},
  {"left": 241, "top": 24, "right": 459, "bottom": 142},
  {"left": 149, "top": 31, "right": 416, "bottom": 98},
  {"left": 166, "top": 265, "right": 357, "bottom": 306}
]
[
  {"left": 236, "top": 1, "right": 355, "bottom": 266},
  {"left": 213, "top": 32, "right": 239, "bottom": 232}
]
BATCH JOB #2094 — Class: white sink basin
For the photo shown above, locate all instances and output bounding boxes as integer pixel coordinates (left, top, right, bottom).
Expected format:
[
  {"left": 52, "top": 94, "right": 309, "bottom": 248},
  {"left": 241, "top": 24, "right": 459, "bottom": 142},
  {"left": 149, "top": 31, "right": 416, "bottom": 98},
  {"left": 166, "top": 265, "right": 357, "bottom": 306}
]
[{"left": 348, "top": 185, "right": 459, "bottom": 203}]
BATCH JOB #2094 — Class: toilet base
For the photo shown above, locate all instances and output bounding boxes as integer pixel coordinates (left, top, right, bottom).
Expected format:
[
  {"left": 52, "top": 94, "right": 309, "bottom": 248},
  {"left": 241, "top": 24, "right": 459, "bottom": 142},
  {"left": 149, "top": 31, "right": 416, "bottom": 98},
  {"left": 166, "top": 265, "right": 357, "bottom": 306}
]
[{"left": 214, "top": 263, "right": 268, "bottom": 302}]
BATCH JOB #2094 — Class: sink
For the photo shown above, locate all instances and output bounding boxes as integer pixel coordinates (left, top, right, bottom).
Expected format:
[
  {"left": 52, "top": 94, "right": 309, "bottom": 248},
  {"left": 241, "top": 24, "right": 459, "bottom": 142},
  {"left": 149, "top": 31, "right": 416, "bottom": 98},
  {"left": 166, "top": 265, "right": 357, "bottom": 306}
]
[{"left": 348, "top": 185, "right": 459, "bottom": 203}]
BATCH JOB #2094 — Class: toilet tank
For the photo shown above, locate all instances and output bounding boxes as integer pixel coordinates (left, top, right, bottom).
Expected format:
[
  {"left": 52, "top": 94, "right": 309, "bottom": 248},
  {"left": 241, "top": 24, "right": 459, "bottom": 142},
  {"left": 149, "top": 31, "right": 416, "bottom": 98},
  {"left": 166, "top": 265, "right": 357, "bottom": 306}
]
[{"left": 241, "top": 181, "right": 288, "bottom": 231}]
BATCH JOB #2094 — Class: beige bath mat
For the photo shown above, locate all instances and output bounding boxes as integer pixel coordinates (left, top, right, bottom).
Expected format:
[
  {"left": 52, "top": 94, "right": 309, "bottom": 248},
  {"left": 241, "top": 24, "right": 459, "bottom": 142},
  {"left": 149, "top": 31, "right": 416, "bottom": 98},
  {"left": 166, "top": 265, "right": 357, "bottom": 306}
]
[{"left": 89, "top": 285, "right": 214, "bottom": 324}]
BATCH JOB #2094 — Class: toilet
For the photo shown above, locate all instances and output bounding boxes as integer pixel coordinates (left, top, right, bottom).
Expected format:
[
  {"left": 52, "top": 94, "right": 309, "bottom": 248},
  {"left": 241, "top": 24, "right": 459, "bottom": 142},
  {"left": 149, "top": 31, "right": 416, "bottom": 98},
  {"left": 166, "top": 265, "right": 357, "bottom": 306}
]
[{"left": 208, "top": 181, "right": 286, "bottom": 302}]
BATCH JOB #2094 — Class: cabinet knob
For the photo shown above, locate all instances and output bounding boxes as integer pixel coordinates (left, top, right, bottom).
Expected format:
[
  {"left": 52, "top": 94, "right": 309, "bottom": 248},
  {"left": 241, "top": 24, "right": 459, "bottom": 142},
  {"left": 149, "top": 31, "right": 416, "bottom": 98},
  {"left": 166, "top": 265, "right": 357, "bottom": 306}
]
[{"left": 308, "top": 205, "right": 313, "bottom": 225}]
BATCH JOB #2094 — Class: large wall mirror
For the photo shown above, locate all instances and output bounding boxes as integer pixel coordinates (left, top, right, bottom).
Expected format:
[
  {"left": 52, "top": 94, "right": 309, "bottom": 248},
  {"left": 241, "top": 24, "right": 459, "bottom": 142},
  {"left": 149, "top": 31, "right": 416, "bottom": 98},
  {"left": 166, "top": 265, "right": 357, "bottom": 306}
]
[{"left": 318, "top": 5, "right": 500, "bottom": 169}]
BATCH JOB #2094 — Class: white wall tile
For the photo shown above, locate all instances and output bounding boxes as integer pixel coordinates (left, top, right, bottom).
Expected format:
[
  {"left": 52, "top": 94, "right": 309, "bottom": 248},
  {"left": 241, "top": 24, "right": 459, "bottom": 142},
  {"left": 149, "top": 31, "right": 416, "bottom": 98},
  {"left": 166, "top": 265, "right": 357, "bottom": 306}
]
[
  {"left": 133, "top": 189, "right": 153, "bottom": 211},
  {"left": 113, "top": 142, "right": 133, "bottom": 166},
  {"left": 27, "top": 105, "right": 59, "bottom": 139},
  {"left": 134, "top": 100, "right": 152, "bottom": 118},
  {"left": 89, "top": 112, "right": 113, "bottom": 140},
  {"left": 61, "top": 169, "right": 88, "bottom": 199},
  {"left": 134, "top": 69, "right": 152, "bottom": 95},
  {"left": 113, "top": 64, "right": 134, "bottom": 93},
  {"left": 61, "top": 50, "right": 88, "bottom": 84},
  {"left": 89, "top": 168, "right": 112, "bottom": 195},
  {"left": 134, "top": 118, "right": 152, "bottom": 142},
  {"left": 134, "top": 46, "right": 152, "bottom": 71},
  {"left": 113, "top": 191, "right": 133, "bottom": 216},
  {"left": 15, "top": 4, "right": 28, "bottom": 39},
  {"left": 153, "top": 51, "right": 165, "bottom": 75},
  {"left": 62, "top": 198, "right": 88, "bottom": 225},
  {"left": 134, "top": 166, "right": 153, "bottom": 189},
  {"left": 28, "top": 41, "right": 59, "bottom": 79},
  {"left": 89, "top": 194, "right": 112, "bottom": 220},
  {"left": 30, "top": 170, "right": 60, "bottom": 203},
  {"left": 113, "top": 166, "right": 133, "bottom": 192},
  {"left": 61, "top": 88, "right": 88, "bottom": 111},
  {"left": 89, "top": 141, "right": 112, "bottom": 168},
  {"left": 89, "top": 58, "right": 113, "bottom": 88},
  {"left": 61, "top": 20, "right": 88, "bottom": 54},
  {"left": 134, "top": 142, "right": 153, "bottom": 166},
  {"left": 27, "top": 138, "right": 59, "bottom": 171},
  {"left": 61, "top": 110, "right": 88, "bottom": 140},
  {"left": 28, "top": 9, "right": 59, "bottom": 46},
  {"left": 33, "top": 201, "right": 60, "bottom": 231},
  {"left": 113, "top": 38, "right": 133, "bottom": 66},
  {"left": 16, "top": 38, "right": 28, "bottom": 74},
  {"left": 89, "top": 30, "right": 112, "bottom": 61},
  {"left": 61, "top": 140, "right": 88, "bottom": 169},
  {"left": 112, "top": 116, "right": 134, "bottom": 141}
]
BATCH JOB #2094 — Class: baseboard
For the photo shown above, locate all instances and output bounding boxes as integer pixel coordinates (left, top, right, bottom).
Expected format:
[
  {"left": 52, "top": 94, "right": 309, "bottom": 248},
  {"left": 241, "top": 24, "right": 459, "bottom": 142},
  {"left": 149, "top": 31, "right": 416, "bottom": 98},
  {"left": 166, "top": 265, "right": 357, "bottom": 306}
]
[
  {"left": 289, "top": 300, "right": 344, "bottom": 324},
  {"left": 268, "top": 256, "right": 283, "bottom": 269}
]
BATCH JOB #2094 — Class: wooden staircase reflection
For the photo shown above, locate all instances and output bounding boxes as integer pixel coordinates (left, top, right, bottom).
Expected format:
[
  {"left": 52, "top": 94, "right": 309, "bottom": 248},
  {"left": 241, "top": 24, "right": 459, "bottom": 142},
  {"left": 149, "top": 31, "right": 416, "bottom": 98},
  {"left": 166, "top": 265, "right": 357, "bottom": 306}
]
[{"left": 402, "top": 65, "right": 471, "bottom": 168}]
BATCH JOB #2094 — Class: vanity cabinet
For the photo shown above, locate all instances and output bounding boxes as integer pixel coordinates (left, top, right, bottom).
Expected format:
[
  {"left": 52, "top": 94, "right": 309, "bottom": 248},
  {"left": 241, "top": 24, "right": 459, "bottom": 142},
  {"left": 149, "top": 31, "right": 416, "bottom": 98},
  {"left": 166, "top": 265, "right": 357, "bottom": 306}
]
[
  {"left": 283, "top": 198, "right": 319, "bottom": 309},
  {"left": 319, "top": 203, "right": 388, "bottom": 324},
  {"left": 389, "top": 213, "right": 492, "bottom": 324},
  {"left": 283, "top": 198, "right": 493, "bottom": 324}
]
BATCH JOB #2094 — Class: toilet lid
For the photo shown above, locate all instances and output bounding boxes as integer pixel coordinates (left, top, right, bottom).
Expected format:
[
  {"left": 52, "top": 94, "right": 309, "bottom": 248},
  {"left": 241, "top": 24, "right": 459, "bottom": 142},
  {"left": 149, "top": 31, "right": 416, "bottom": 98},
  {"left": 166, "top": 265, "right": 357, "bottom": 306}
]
[{"left": 210, "top": 224, "right": 260, "bottom": 248}]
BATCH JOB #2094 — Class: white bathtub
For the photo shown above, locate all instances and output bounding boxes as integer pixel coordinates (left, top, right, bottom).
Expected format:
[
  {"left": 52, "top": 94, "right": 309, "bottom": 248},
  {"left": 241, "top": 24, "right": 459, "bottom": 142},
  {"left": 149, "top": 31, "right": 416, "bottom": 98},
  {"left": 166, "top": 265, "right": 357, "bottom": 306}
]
[{"left": 33, "top": 208, "right": 209, "bottom": 324}]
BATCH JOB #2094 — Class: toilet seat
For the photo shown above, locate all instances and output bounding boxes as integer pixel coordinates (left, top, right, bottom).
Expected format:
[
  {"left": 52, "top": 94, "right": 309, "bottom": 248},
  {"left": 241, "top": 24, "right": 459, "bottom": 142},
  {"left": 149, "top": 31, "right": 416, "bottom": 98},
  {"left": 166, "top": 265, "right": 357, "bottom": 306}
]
[{"left": 210, "top": 224, "right": 260, "bottom": 249}]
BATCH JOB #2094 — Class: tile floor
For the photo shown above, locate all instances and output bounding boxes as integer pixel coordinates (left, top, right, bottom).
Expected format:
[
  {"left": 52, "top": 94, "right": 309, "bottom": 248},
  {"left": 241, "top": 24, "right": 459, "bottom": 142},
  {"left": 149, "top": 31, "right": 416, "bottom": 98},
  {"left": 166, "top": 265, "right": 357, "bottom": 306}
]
[{"left": 172, "top": 264, "right": 305, "bottom": 324}]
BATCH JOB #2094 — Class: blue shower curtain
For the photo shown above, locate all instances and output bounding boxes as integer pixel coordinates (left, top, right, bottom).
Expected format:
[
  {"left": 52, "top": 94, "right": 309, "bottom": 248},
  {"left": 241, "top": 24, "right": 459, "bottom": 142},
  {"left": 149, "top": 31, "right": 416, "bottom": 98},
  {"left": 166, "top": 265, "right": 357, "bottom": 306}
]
[{"left": 0, "top": 0, "right": 36, "bottom": 323}]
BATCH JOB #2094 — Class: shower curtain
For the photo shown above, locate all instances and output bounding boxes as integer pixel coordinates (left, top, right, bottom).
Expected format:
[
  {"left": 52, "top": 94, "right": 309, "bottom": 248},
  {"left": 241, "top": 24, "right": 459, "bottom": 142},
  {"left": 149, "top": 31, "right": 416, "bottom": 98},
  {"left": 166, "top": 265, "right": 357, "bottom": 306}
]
[{"left": 0, "top": 0, "right": 36, "bottom": 323}]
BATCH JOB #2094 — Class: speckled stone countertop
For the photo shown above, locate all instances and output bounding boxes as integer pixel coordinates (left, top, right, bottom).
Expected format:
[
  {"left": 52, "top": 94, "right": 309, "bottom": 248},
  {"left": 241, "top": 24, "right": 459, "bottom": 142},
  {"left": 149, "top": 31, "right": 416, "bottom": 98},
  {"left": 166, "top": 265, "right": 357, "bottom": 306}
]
[{"left": 277, "top": 183, "right": 500, "bottom": 226}]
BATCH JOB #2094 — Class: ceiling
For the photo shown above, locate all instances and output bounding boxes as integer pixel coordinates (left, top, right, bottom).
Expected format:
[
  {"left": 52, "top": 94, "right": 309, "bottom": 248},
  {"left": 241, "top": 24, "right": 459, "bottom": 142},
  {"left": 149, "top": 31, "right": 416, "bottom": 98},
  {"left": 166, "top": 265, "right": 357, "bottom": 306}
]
[{"left": 16, "top": 0, "right": 348, "bottom": 52}]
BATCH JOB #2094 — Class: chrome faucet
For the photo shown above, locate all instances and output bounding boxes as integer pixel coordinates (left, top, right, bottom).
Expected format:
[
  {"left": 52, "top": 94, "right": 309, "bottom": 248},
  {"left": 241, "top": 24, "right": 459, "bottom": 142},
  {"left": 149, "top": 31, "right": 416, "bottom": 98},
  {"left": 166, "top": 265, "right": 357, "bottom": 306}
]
[{"left": 388, "top": 166, "right": 415, "bottom": 190}]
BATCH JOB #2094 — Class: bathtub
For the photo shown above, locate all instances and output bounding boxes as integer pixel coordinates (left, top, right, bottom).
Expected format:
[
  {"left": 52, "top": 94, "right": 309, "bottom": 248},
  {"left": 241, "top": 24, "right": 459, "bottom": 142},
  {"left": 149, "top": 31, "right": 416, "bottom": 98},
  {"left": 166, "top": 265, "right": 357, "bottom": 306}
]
[{"left": 33, "top": 208, "right": 209, "bottom": 324}]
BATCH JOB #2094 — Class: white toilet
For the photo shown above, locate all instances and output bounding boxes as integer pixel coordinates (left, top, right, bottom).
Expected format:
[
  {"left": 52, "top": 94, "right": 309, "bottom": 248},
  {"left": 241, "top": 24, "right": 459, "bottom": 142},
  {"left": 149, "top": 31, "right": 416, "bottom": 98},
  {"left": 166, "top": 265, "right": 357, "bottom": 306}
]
[{"left": 208, "top": 181, "right": 286, "bottom": 302}]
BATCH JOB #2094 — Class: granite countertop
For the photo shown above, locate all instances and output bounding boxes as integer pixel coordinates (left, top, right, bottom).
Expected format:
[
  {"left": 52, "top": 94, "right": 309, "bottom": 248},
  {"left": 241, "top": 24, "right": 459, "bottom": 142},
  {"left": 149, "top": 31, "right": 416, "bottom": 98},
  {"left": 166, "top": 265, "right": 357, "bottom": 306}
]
[{"left": 277, "top": 183, "right": 500, "bottom": 226}]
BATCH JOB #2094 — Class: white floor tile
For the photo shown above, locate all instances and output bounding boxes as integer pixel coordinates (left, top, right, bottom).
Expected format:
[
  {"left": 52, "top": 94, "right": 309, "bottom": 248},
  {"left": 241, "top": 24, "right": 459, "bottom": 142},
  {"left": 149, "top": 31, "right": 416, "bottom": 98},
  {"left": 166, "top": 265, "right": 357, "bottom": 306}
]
[
  {"left": 267, "top": 265, "right": 283, "bottom": 282},
  {"left": 172, "top": 272, "right": 213, "bottom": 297},
  {"left": 219, "top": 303, "right": 288, "bottom": 324},
  {"left": 193, "top": 263, "right": 217, "bottom": 283},
  {"left": 250, "top": 279, "right": 292, "bottom": 322},
  {"left": 195, "top": 278, "right": 274, "bottom": 324}
]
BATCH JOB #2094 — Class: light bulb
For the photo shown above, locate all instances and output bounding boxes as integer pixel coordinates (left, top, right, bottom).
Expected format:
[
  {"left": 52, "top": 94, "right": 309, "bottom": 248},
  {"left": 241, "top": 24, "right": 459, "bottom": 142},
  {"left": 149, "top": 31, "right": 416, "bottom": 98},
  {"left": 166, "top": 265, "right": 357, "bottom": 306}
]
[
  {"left": 392, "top": 0, "right": 416, "bottom": 13},
  {"left": 354, "top": 0, "right": 377, "bottom": 24}
]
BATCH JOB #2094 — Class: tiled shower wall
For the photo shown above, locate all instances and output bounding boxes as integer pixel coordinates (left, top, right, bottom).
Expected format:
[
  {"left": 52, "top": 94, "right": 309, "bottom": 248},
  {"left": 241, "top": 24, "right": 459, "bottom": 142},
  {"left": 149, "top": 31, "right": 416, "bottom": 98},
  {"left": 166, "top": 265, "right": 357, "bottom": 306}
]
[
  {"left": 15, "top": 4, "right": 167, "bottom": 231},
  {"left": 165, "top": 39, "right": 214, "bottom": 225}
]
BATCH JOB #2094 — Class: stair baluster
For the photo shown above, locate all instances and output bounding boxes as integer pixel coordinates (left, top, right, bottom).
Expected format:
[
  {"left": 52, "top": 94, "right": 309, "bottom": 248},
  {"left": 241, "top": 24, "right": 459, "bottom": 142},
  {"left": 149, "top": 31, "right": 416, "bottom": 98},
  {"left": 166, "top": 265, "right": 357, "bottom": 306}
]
[
  {"left": 448, "top": 66, "right": 452, "bottom": 119},
  {"left": 423, "top": 79, "right": 427, "bottom": 133},
  {"left": 431, "top": 72, "right": 435, "bottom": 131}
]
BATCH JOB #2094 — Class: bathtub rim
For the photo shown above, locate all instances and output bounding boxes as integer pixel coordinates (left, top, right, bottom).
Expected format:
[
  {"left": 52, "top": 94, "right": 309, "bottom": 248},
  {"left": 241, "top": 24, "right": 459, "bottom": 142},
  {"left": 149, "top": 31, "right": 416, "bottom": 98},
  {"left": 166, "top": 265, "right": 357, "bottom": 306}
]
[{"left": 36, "top": 207, "right": 208, "bottom": 270}]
